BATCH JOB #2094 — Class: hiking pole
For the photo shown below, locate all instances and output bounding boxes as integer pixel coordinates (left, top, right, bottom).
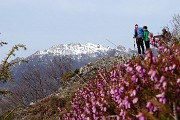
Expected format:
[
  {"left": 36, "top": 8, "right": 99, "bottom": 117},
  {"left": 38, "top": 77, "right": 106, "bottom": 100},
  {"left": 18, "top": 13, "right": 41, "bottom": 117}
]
[
  {"left": 105, "top": 39, "right": 118, "bottom": 47},
  {"left": 134, "top": 37, "right": 136, "bottom": 50}
]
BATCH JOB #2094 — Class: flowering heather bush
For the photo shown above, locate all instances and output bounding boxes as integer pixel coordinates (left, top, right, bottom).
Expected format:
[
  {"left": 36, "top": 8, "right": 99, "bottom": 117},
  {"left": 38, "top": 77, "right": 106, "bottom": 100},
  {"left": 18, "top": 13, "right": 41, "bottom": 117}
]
[{"left": 60, "top": 38, "right": 180, "bottom": 120}]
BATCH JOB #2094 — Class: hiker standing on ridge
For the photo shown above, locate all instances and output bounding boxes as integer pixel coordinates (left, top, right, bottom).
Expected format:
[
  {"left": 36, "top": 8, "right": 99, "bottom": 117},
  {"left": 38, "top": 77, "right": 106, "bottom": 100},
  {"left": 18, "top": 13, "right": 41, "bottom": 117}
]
[
  {"left": 143, "top": 26, "right": 150, "bottom": 50},
  {"left": 134, "top": 24, "right": 145, "bottom": 55}
]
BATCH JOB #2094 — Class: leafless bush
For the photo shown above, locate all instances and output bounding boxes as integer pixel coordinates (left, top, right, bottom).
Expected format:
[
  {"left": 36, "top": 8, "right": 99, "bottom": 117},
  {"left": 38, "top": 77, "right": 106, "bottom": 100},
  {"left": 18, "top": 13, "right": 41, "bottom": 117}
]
[
  {"left": 171, "top": 14, "right": 180, "bottom": 39},
  {"left": 0, "top": 56, "right": 73, "bottom": 113}
]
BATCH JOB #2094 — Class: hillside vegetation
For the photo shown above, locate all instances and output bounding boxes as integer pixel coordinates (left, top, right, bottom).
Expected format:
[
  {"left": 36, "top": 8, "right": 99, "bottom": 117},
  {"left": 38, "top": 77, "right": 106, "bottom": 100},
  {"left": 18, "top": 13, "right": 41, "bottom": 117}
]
[
  {"left": 7, "top": 37, "right": 180, "bottom": 120},
  {"left": 58, "top": 37, "right": 180, "bottom": 119},
  {"left": 2, "top": 55, "right": 127, "bottom": 120}
]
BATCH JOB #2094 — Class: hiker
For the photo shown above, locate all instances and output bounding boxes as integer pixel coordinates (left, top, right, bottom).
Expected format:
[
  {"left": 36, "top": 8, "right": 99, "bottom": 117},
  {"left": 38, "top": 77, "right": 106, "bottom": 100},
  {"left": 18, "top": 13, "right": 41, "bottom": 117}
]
[
  {"left": 134, "top": 24, "right": 145, "bottom": 55},
  {"left": 143, "top": 26, "right": 150, "bottom": 50},
  {"left": 162, "top": 28, "right": 172, "bottom": 41},
  {"left": 153, "top": 28, "right": 172, "bottom": 43}
]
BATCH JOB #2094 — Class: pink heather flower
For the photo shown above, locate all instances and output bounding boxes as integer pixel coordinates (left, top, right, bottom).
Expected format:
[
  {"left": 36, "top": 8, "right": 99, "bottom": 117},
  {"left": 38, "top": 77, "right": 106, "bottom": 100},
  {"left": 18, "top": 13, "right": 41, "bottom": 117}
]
[
  {"left": 167, "top": 49, "right": 170, "bottom": 54},
  {"left": 72, "top": 118, "right": 76, "bottom": 120},
  {"left": 104, "top": 100, "right": 107, "bottom": 104},
  {"left": 124, "top": 63, "right": 128, "bottom": 67},
  {"left": 124, "top": 101, "right": 131, "bottom": 109},
  {"left": 146, "top": 101, "right": 153, "bottom": 112},
  {"left": 86, "top": 117, "right": 91, "bottom": 120},
  {"left": 111, "top": 78, "right": 117, "bottom": 82},
  {"left": 152, "top": 56, "right": 156, "bottom": 63},
  {"left": 101, "top": 116, "right": 106, "bottom": 120},
  {"left": 148, "top": 69, "right": 152, "bottom": 76},
  {"left": 120, "top": 86, "right": 125, "bottom": 92},
  {"left": 86, "top": 103, "right": 90, "bottom": 107},
  {"left": 162, "top": 81, "right": 167, "bottom": 89},
  {"left": 160, "top": 76, "right": 165, "bottom": 83},
  {"left": 103, "top": 107, "right": 107, "bottom": 112},
  {"left": 136, "top": 85, "right": 140, "bottom": 91},
  {"left": 156, "top": 92, "right": 165, "bottom": 98},
  {"left": 92, "top": 106, "right": 96, "bottom": 113},
  {"left": 136, "top": 113, "right": 147, "bottom": 120},
  {"left": 172, "top": 64, "right": 176, "bottom": 69},
  {"left": 133, "top": 97, "right": 138, "bottom": 104},
  {"left": 153, "top": 106, "right": 158, "bottom": 112},
  {"left": 165, "top": 67, "right": 168, "bottom": 71},
  {"left": 93, "top": 115, "right": 99, "bottom": 120},
  {"left": 129, "top": 67, "right": 133, "bottom": 71},
  {"left": 130, "top": 90, "right": 137, "bottom": 97},
  {"left": 146, "top": 51, "right": 151, "bottom": 58},
  {"left": 159, "top": 97, "right": 166, "bottom": 104},
  {"left": 91, "top": 100, "right": 96, "bottom": 106},
  {"left": 110, "top": 89, "right": 115, "bottom": 95},
  {"left": 116, "top": 95, "right": 121, "bottom": 100},
  {"left": 81, "top": 114, "right": 85, "bottom": 118},
  {"left": 100, "top": 93, "right": 105, "bottom": 97},
  {"left": 136, "top": 65, "right": 142, "bottom": 72},
  {"left": 162, "top": 58, "right": 166, "bottom": 63},
  {"left": 146, "top": 101, "right": 152, "bottom": 108},
  {"left": 118, "top": 103, "right": 123, "bottom": 108},
  {"left": 85, "top": 107, "right": 90, "bottom": 114},
  {"left": 145, "top": 49, "right": 150, "bottom": 54},
  {"left": 67, "top": 113, "right": 70, "bottom": 116},
  {"left": 155, "top": 83, "right": 161, "bottom": 89},
  {"left": 96, "top": 101, "right": 102, "bottom": 107},
  {"left": 148, "top": 69, "right": 157, "bottom": 81},
  {"left": 113, "top": 70, "right": 117, "bottom": 77},
  {"left": 116, "top": 116, "right": 120, "bottom": 120},
  {"left": 164, "top": 48, "right": 167, "bottom": 52},
  {"left": 117, "top": 98, "right": 122, "bottom": 104},
  {"left": 131, "top": 75, "right": 138, "bottom": 83},
  {"left": 177, "top": 78, "right": 180, "bottom": 83},
  {"left": 169, "top": 66, "right": 173, "bottom": 71},
  {"left": 151, "top": 70, "right": 156, "bottom": 78},
  {"left": 119, "top": 109, "right": 125, "bottom": 116},
  {"left": 114, "top": 89, "right": 118, "bottom": 94},
  {"left": 177, "top": 107, "right": 180, "bottom": 111},
  {"left": 142, "top": 68, "right": 146, "bottom": 73},
  {"left": 125, "top": 81, "right": 130, "bottom": 86}
]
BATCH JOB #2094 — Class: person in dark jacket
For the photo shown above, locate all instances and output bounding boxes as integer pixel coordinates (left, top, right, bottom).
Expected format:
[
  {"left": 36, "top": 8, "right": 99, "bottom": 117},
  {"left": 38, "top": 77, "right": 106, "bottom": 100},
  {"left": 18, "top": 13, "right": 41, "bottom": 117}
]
[{"left": 134, "top": 24, "right": 145, "bottom": 54}]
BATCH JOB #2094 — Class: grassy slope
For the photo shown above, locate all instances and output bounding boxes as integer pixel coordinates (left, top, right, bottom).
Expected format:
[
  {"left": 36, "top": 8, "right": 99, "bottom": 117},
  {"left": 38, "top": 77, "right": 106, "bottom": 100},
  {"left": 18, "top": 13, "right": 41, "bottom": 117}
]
[{"left": 3, "top": 55, "right": 128, "bottom": 120}]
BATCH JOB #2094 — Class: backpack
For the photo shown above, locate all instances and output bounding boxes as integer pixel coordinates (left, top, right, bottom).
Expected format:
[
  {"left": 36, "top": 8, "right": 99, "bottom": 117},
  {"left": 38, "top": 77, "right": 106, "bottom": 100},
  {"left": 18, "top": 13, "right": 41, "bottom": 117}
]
[{"left": 137, "top": 27, "right": 144, "bottom": 38}]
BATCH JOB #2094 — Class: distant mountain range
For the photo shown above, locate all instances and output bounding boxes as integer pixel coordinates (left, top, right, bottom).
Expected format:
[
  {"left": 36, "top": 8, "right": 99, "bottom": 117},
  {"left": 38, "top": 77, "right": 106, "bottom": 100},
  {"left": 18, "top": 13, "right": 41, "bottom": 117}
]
[
  {"left": 1, "top": 43, "right": 136, "bottom": 91},
  {"left": 32, "top": 43, "right": 133, "bottom": 57},
  {"left": 17, "top": 43, "right": 136, "bottom": 69},
  {"left": 0, "top": 43, "right": 138, "bottom": 112}
]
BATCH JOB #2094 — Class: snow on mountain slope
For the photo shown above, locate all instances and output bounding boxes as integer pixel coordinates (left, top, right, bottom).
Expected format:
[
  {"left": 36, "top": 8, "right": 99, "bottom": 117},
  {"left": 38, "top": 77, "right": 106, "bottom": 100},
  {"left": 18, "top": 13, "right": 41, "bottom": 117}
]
[{"left": 34, "top": 43, "right": 122, "bottom": 56}]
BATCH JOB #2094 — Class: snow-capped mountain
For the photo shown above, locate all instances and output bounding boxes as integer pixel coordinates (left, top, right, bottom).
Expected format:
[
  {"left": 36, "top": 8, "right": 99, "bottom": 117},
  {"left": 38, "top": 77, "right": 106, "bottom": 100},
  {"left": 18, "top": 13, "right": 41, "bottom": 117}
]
[
  {"left": 35, "top": 43, "right": 112, "bottom": 55},
  {"left": 27, "top": 43, "right": 132, "bottom": 63},
  {"left": 2, "top": 43, "right": 135, "bottom": 88},
  {"left": 0, "top": 43, "right": 135, "bottom": 107}
]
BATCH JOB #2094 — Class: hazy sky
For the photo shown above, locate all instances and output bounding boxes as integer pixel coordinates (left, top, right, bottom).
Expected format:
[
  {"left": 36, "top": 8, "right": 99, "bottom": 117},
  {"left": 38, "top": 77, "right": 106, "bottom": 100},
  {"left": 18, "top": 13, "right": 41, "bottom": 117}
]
[{"left": 0, "top": 0, "right": 180, "bottom": 61}]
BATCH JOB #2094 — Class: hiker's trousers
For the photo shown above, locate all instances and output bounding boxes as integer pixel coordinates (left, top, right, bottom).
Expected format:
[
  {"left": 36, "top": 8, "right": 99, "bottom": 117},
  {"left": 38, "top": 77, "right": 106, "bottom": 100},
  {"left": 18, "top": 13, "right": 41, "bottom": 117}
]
[
  {"left": 136, "top": 38, "right": 145, "bottom": 54},
  {"left": 144, "top": 41, "right": 150, "bottom": 50}
]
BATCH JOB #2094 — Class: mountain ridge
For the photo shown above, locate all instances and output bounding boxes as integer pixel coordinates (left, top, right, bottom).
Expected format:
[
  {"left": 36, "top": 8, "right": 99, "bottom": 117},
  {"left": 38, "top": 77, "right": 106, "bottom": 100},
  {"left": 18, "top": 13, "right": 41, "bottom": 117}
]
[
  {"left": 0, "top": 42, "right": 136, "bottom": 119},
  {"left": 33, "top": 43, "right": 129, "bottom": 56}
]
